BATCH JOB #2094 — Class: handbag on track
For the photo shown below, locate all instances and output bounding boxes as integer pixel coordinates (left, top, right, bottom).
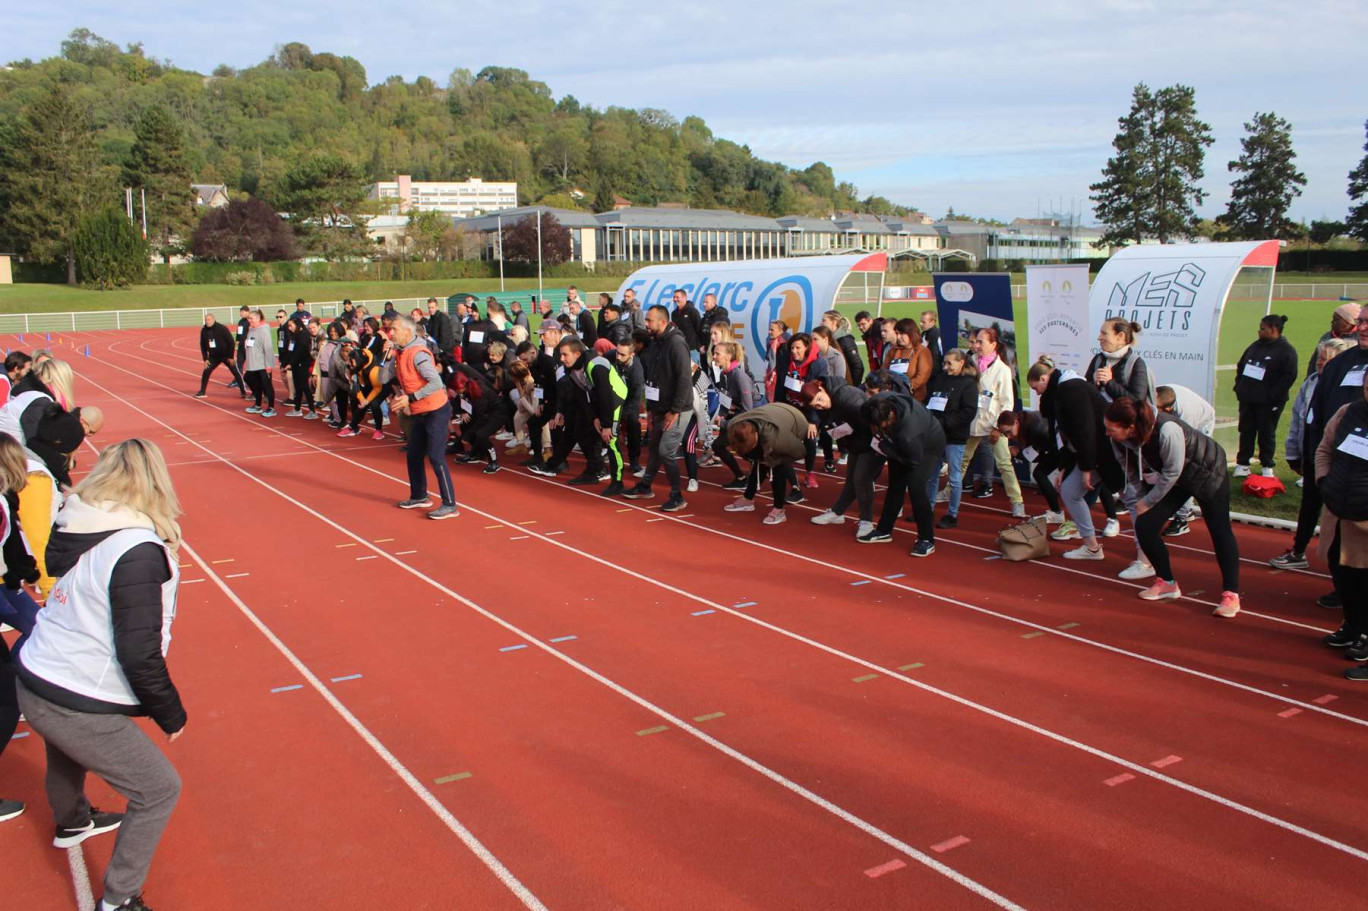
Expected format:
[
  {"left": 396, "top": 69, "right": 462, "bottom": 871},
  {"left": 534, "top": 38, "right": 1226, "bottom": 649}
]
[{"left": 998, "top": 516, "right": 1049, "bottom": 562}]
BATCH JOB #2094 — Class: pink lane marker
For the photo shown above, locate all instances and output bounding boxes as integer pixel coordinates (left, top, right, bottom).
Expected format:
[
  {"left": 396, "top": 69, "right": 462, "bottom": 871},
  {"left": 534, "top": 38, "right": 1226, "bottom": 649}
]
[
  {"left": 1278, "top": 707, "right": 1303, "bottom": 719},
  {"left": 1150, "top": 755, "right": 1182, "bottom": 769},
  {"left": 864, "top": 859, "right": 907, "bottom": 879},
  {"left": 1104, "top": 773, "right": 1136, "bottom": 787},
  {"left": 1312, "top": 694, "right": 1339, "bottom": 705},
  {"left": 930, "top": 835, "right": 970, "bottom": 853}
]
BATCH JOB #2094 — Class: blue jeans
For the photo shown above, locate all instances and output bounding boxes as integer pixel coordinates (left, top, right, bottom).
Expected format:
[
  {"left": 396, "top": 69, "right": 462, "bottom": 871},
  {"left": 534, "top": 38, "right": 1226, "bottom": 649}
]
[{"left": 928, "top": 443, "right": 965, "bottom": 518}]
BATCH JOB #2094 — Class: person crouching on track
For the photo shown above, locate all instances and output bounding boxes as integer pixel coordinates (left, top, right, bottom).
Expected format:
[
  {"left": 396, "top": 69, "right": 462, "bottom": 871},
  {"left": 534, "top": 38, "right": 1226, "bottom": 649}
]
[
  {"left": 996, "top": 409, "right": 1065, "bottom": 524},
  {"left": 587, "top": 338, "right": 629, "bottom": 497},
  {"left": 16, "top": 439, "right": 186, "bottom": 911},
  {"left": 859, "top": 392, "right": 945, "bottom": 557},
  {"left": 1103, "top": 397, "right": 1241, "bottom": 616},
  {"left": 389, "top": 316, "right": 458, "bottom": 519},
  {"left": 802, "top": 375, "right": 882, "bottom": 536},
  {"left": 242, "top": 309, "right": 277, "bottom": 417},
  {"left": 534, "top": 338, "right": 605, "bottom": 484},
  {"left": 721, "top": 402, "right": 810, "bottom": 525},
  {"left": 194, "top": 313, "right": 244, "bottom": 399}
]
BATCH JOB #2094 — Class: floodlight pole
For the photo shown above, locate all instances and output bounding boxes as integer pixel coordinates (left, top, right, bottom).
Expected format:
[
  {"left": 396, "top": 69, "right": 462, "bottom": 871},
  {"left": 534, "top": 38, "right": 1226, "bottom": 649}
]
[
  {"left": 536, "top": 210, "right": 544, "bottom": 305},
  {"left": 497, "top": 214, "right": 505, "bottom": 292}
]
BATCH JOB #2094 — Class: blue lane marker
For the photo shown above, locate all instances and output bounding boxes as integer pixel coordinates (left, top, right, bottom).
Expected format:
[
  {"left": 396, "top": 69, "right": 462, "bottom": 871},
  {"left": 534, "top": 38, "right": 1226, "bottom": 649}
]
[
  {"left": 330, "top": 674, "right": 363, "bottom": 683},
  {"left": 885, "top": 573, "right": 906, "bottom": 580},
  {"left": 691, "top": 609, "right": 716, "bottom": 616},
  {"left": 499, "top": 644, "right": 528, "bottom": 652},
  {"left": 734, "top": 601, "right": 757, "bottom": 608},
  {"left": 271, "top": 684, "right": 303, "bottom": 693},
  {"left": 549, "top": 635, "right": 577, "bottom": 643},
  {"left": 850, "top": 580, "right": 872, "bottom": 587},
  {"left": 11, "top": 731, "right": 30, "bottom": 739}
]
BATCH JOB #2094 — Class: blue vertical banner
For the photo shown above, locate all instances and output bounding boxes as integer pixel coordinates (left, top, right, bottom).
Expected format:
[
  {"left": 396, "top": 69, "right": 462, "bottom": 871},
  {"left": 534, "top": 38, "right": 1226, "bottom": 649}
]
[{"left": 933, "top": 272, "right": 1020, "bottom": 399}]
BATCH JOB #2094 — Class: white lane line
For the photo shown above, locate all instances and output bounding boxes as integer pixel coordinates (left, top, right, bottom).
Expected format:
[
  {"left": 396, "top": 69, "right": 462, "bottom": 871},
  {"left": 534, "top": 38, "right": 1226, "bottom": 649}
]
[
  {"left": 75, "top": 356, "right": 1028, "bottom": 911},
  {"left": 179, "top": 540, "right": 548, "bottom": 909}
]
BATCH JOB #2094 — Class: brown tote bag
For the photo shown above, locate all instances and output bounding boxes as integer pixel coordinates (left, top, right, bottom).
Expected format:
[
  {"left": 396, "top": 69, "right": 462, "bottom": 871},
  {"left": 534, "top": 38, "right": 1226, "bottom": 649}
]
[{"left": 998, "top": 516, "right": 1049, "bottom": 562}]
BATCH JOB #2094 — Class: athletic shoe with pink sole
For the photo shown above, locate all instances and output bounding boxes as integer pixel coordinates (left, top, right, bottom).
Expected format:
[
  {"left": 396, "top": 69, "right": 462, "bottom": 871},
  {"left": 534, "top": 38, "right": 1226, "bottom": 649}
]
[
  {"left": 337, "top": 427, "right": 358, "bottom": 438},
  {"left": 762, "top": 508, "right": 787, "bottom": 525},
  {"left": 1138, "top": 580, "right": 1182, "bottom": 601},
  {"left": 371, "top": 430, "right": 385, "bottom": 441},
  {"left": 1213, "top": 591, "right": 1241, "bottom": 618}
]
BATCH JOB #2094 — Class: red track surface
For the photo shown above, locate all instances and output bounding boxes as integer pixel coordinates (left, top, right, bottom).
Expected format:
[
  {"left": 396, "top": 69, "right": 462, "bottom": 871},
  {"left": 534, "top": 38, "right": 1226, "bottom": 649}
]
[{"left": 2, "top": 328, "right": 1365, "bottom": 910}]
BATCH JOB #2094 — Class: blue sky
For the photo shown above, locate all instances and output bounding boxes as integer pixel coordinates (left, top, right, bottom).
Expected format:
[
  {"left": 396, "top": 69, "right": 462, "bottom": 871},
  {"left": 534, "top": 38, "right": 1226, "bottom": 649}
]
[{"left": 6, "top": 1, "right": 1364, "bottom": 224}]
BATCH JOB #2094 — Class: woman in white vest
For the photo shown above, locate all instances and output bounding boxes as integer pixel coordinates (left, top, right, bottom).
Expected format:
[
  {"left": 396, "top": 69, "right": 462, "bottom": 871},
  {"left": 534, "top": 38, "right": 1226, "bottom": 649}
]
[
  {"left": 16, "top": 439, "right": 185, "bottom": 911},
  {"left": 0, "top": 357, "right": 75, "bottom": 445},
  {"left": 959, "top": 327, "right": 1026, "bottom": 517}
]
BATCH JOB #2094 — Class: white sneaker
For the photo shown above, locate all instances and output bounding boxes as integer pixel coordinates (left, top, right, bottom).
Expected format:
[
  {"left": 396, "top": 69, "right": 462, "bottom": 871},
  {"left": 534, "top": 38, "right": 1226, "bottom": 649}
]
[
  {"left": 1296, "top": 476, "right": 1303, "bottom": 488},
  {"left": 686, "top": 479, "right": 699, "bottom": 493},
  {"left": 1101, "top": 518, "right": 1120, "bottom": 538},
  {"left": 724, "top": 498, "right": 755, "bottom": 512},
  {"left": 1010, "top": 502, "right": 1026, "bottom": 519},
  {"left": 837, "top": 454, "right": 848, "bottom": 466},
  {"left": 935, "top": 487, "right": 950, "bottom": 504},
  {"left": 939, "top": 463, "right": 948, "bottom": 477},
  {"left": 1062, "top": 544, "right": 1104, "bottom": 561},
  {"left": 1233, "top": 464, "right": 1251, "bottom": 477},
  {"left": 855, "top": 520, "right": 875, "bottom": 538},
  {"left": 811, "top": 510, "right": 845, "bottom": 525},
  {"left": 1043, "top": 510, "right": 1065, "bottom": 524},
  {"left": 1118, "top": 560, "right": 1155, "bottom": 580},
  {"left": 1262, "top": 467, "right": 1276, "bottom": 478},
  {"left": 494, "top": 431, "right": 514, "bottom": 441}
]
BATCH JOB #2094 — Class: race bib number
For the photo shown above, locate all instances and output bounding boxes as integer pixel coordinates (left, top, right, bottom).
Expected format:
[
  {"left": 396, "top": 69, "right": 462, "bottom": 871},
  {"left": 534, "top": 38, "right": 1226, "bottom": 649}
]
[
  {"left": 460, "top": 398, "right": 473, "bottom": 414},
  {"left": 784, "top": 375, "right": 803, "bottom": 392},
  {"left": 208, "top": 340, "right": 216, "bottom": 349},
  {"left": 555, "top": 366, "right": 566, "bottom": 381},
  {"left": 926, "top": 393, "right": 947, "bottom": 412},
  {"left": 534, "top": 387, "right": 545, "bottom": 401},
  {"left": 510, "top": 389, "right": 521, "bottom": 404},
  {"left": 829, "top": 422, "right": 853, "bottom": 441},
  {"left": 237, "top": 325, "right": 245, "bottom": 335},
  {"left": 1337, "top": 429, "right": 1368, "bottom": 461},
  {"left": 1241, "top": 362, "right": 1266, "bottom": 381},
  {"left": 644, "top": 384, "right": 660, "bottom": 402},
  {"left": 468, "top": 330, "right": 485, "bottom": 344},
  {"left": 288, "top": 342, "right": 295, "bottom": 352},
  {"left": 889, "top": 361, "right": 909, "bottom": 375},
  {"left": 1343, "top": 367, "right": 1366, "bottom": 387},
  {"left": 718, "top": 392, "right": 733, "bottom": 410},
  {"left": 1022, "top": 445, "right": 1038, "bottom": 463},
  {"left": 245, "top": 338, "right": 256, "bottom": 348}
]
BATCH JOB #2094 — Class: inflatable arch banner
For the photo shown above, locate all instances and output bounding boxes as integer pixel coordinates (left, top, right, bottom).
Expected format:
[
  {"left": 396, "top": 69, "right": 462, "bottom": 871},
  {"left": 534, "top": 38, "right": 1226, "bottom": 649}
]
[
  {"left": 1087, "top": 240, "right": 1279, "bottom": 406},
  {"left": 613, "top": 253, "right": 888, "bottom": 377}
]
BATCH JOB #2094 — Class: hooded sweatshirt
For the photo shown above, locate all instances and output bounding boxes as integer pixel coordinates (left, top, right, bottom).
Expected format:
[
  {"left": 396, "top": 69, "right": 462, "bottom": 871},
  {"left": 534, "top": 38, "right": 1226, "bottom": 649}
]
[
  {"left": 17, "top": 494, "right": 185, "bottom": 733},
  {"left": 732, "top": 403, "right": 809, "bottom": 466}
]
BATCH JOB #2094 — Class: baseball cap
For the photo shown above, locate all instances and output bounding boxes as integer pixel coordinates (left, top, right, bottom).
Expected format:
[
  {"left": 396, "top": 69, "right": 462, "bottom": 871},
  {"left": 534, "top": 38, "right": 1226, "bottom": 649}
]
[
  {"left": 1334, "top": 302, "right": 1362, "bottom": 323},
  {"left": 538, "top": 320, "right": 563, "bottom": 335}
]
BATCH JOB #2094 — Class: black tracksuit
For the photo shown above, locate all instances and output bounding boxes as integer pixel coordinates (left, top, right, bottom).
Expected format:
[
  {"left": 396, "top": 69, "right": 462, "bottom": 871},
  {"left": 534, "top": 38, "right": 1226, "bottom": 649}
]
[
  {"left": 865, "top": 392, "right": 946, "bottom": 543},
  {"left": 526, "top": 348, "right": 562, "bottom": 466},
  {"left": 672, "top": 303, "right": 703, "bottom": 352},
  {"left": 1233, "top": 335, "right": 1298, "bottom": 468},
  {"left": 198, "top": 322, "right": 243, "bottom": 394}
]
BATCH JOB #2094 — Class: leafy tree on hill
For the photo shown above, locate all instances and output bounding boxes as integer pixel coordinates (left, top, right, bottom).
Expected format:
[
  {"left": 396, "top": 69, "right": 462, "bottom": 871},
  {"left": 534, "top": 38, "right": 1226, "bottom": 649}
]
[
  {"left": 502, "top": 213, "right": 570, "bottom": 265},
  {"left": 190, "top": 197, "right": 297, "bottom": 261},
  {"left": 1217, "top": 112, "right": 1305, "bottom": 240},
  {"left": 73, "top": 205, "right": 149, "bottom": 289},
  {"left": 121, "top": 104, "right": 197, "bottom": 261},
  {"left": 270, "top": 153, "right": 373, "bottom": 259}
]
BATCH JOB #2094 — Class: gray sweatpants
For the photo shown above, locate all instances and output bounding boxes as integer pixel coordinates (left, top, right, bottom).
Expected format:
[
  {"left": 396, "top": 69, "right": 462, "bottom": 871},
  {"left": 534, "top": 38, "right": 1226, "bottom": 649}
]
[{"left": 17, "top": 681, "right": 181, "bottom": 906}]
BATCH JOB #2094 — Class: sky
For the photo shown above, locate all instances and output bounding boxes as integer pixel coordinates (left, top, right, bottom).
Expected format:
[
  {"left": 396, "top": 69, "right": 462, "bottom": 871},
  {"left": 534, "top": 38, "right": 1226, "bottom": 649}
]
[{"left": 5, "top": 0, "right": 1365, "bottom": 225}]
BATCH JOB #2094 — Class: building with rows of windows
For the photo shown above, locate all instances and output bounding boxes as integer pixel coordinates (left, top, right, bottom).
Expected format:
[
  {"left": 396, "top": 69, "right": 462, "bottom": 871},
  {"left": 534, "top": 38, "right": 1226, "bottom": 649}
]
[{"left": 367, "top": 175, "right": 518, "bottom": 218}]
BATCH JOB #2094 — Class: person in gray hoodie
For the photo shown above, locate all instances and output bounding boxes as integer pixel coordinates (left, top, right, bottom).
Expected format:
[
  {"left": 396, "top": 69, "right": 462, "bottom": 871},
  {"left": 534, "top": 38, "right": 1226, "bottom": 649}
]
[{"left": 241, "top": 309, "right": 277, "bottom": 416}]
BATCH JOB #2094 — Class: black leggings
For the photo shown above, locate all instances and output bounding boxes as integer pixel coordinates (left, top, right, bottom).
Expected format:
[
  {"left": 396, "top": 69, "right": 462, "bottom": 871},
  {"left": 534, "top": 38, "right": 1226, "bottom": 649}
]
[
  {"left": 245, "top": 370, "right": 274, "bottom": 408},
  {"left": 1032, "top": 453, "right": 1063, "bottom": 513},
  {"left": 1330, "top": 531, "right": 1368, "bottom": 636},
  {"left": 1134, "top": 477, "right": 1240, "bottom": 591},
  {"left": 350, "top": 394, "right": 383, "bottom": 433},
  {"left": 1237, "top": 402, "right": 1281, "bottom": 468},
  {"left": 289, "top": 362, "right": 314, "bottom": 411},
  {"left": 1085, "top": 482, "right": 1120, "bottom": 520},
  {"left": 1292, "top": 472, "right": 1322, "bottom": 554},
  {"left": 199, "top": 358, "right": 243, "bottom": 394},
  {"left": 743, "top": 458, "right": 796, "bottom": 508},
  {"left": 621, "top": 407, "right": 642, "bottom": 465},
  {"left": 802, "top": 435, "right": 817, "bottom": 474},
  {"left": 877, "top": 447, "right": 944, "bottom": 542}
]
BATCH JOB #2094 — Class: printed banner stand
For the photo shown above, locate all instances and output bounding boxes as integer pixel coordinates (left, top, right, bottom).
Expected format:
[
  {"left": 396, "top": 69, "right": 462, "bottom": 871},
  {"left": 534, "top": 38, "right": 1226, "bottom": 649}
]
[
  {"left": 1025, "top": 264, "right": 1091, "bottom": 406},
  {"left": 933, "top": 272, "right": 1020, "bottom": 401},
  {"left": 1087, "top": 240, "right": 1279, "bottom": 407}
]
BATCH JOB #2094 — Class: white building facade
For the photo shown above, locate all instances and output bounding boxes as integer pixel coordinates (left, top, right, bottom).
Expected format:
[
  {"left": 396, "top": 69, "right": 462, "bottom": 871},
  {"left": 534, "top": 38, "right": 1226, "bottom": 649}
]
[{"left": 368, "top": 175, "right": 518, "bottom": 218}]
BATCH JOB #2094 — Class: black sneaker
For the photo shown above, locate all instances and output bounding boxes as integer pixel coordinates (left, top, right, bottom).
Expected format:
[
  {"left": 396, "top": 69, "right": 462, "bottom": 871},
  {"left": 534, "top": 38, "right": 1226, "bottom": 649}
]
[
  {"left": 1323, "top": 627, "right": 1360, "bottom": 648},
  {"left": 786, "top": 493, "right": 806, "bottom": 506},
  {"left": 661, "top": 495, "right": 688, "bottom": 512},
  {"left": 1162, "top": 518, "right": 1189, "bottom": 537},
  {"left": 101, "top": 895, "right": 153, "bottom": 910},
  {"left": 519, "top": 456, "right": 543, "bottom": 468},
  {"left": 936, "top": 515, "right": 958, "bottom": 529},
  {"left": 566, "top": 472, "right": 599, "bottom": 486},
  {"left": 528, "top": 464, "right": 559, "bottom": 477},
  {"left": 721, "top": 477, "right": 748, "bottom": 492},
  {"left": 622, "top": 484, "right": 655, "bottom": 500},
  {"left": 397, "top": 497, "right": 433, "bottom": 509},
  {"left": 1317, "top": 591, "right": 1342, "bottom": 610},
  {"left": 599, "top": 481, "right": 624, "bottom": 497},
  {"left": 0, "top": 798, "right": 23, "bottom": 823},
  {"left": 596, "top": 472, "right": 611, "bottom": 482},
  {"left": 973, "top": 484, "right": 994, "bottom": 499},
  {"left": 1347, "top": 666, "right": 1368, "bottom": 682},
  {"left": 54, "top": 808, "right": 124, "bottom": 848},
  {"left": 193, "top": 391, "right": 207, "bottom": 398},
  {"left": 857, "top": 529, "right": 893, "bottom": 544},
  {"left": 823, "top": 460, "right": 838, "bottom": 474},
  {"left": 1268, "top": 549, "right": 1309, "bottom": 570},
  {"left": 1347, "top": 639, "right": 1368, "bottom": 662},
  {"left": 482, "top": 462, "right": 501, "bottom": 475},
  {"left": 453, "top": 453, "right": 479, "bottom": 464},
  {"left": 910, "top": 540, "right": 935, "bottom": 558}
]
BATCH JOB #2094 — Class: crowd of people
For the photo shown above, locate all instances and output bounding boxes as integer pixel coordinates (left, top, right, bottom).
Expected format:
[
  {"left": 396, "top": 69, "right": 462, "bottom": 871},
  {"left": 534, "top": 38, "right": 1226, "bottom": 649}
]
[{"left": 1, "top": 290, "right": 1367, "bottom": 910}]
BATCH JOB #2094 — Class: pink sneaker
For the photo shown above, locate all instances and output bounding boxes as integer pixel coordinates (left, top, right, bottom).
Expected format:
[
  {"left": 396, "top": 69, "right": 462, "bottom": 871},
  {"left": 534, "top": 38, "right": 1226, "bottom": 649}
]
[
  {"left": 337, "top": 427, "right": 358, "bottom": 438},
  {"left": 371, "top": 430, "right": 385, "bottom": 441},
  {"left": 803, "top": 472, "right": 819, "bottom": 489},
  {"left": 1138, "top": 580, "right": 1182, "bottom": 601},
  {"left": 1213, "top": 591, "right": 1241, "bottom": 618},
  {"left": 762, "top": 508, "right": 787, "bottom": 525}
]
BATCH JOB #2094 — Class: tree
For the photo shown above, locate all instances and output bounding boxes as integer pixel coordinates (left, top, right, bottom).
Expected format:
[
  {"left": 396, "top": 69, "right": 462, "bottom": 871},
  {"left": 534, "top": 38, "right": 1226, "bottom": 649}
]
[
  {"left": 1217, "top": 112, "right": 1306, "bottom": 240},
  {"left": 1090, "top": 83, "right": 1214, "bottom": 246},
  {"left": 0, "top": 87, "right": 106, "bottom": 284},
  {"left": 122, "top": 104, "right": 196, "bottom": 261},
  {"left": 501, "top": 212, "right": 570, "bottom": 265},
  {"left": 1310, "top": 219, "right": 1346, "bottom": 245},
  {"left": 406, "top": 210, "right": 449, "bottom": 260},
  {"left": 1347, "top": 120, "right": 1368, "bottom": 243},
  {"left": 593, "top": 182, "right": 617, "bottom": 213},
  {"left": 270, "top": 153, "right": 372, "bottom": 259},
  {"left": 73, "top": 206, "right": 149, "bottom": 289},
  {"left": 190, "top": 197, "right": 297, "bottom": 261}
]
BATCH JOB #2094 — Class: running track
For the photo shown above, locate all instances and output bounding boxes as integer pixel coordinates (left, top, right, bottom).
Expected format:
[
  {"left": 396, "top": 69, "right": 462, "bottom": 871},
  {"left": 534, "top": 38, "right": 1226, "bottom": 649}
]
[{"left": 1, "top": 328, "right": 1364, "bottom": 910}]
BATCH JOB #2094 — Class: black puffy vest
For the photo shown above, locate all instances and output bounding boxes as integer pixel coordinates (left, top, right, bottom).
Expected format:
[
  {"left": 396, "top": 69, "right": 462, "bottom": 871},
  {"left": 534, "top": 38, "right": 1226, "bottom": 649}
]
[{"left": 1321, "top": 401, "right": 1368, "bottom": 522}]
